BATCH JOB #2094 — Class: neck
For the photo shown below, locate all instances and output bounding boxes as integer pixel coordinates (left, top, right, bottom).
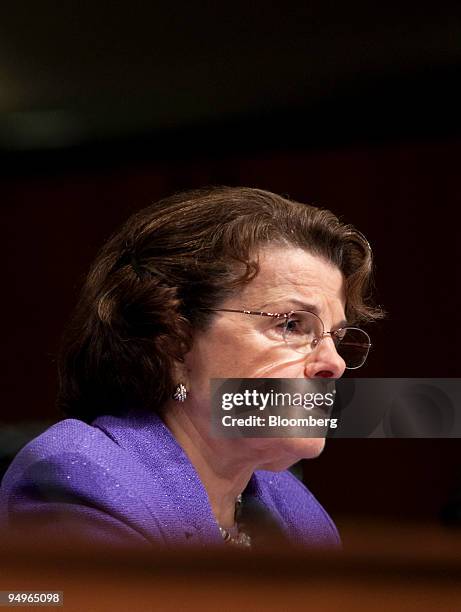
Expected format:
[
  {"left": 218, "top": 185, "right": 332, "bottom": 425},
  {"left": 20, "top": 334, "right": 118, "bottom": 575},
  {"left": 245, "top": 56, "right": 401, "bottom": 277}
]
[{"left": 162, "top": 402, "right": 255, "bottom": 528}]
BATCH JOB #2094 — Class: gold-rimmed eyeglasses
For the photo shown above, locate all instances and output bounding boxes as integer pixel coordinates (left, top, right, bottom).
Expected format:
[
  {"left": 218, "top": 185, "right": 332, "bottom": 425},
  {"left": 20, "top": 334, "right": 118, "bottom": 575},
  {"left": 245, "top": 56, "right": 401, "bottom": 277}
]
[{"left": 202, "top": 308, "right": 371, "bottom": 369}]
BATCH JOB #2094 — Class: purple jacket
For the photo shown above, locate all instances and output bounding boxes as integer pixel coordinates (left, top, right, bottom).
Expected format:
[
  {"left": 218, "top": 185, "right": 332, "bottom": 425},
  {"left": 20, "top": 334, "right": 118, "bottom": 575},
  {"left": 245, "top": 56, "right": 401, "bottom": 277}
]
[{"left": 0, "top": 410, "right": 340, "bottom": 549}]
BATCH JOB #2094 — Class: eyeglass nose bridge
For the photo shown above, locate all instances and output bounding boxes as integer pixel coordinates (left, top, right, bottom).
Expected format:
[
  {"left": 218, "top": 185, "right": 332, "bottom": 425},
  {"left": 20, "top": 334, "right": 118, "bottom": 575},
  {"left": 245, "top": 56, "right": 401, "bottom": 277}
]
[{"left": 311, "top": 330, "right": 337, "bottom": 347}]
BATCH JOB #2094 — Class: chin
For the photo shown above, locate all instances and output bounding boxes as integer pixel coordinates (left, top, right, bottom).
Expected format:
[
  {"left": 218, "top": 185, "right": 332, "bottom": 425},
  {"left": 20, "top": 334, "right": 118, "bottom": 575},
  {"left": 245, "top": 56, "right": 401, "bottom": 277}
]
[{"left": 263, "top": 437, "right": 326, "bottom": 471}]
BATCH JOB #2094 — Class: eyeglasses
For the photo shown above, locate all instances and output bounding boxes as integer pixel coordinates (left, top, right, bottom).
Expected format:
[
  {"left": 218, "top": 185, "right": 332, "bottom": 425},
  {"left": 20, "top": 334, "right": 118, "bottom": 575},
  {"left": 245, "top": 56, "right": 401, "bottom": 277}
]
[{"left": 203, "top": 308, "right": 371, "bottom": 369}]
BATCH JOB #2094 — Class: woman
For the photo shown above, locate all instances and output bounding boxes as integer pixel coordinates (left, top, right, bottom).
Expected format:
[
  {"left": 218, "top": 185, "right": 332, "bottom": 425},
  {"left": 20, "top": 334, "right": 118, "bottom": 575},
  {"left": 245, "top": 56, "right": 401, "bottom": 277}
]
[{"left": 0, "top": 187, "right": 382, "bottom": 550}]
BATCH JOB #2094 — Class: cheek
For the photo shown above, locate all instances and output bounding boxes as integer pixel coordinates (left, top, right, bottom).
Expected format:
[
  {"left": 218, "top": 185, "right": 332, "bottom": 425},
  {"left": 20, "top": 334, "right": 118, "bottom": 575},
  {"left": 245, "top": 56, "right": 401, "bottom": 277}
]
[
  {"left": 211, "top": 353, "right": 307, "bottom": 379},
  {"left": 187, "top": 327, "right": 307, "bottom": 380},
  {"left": 251, "top": 354, "right": 307, "bottom": 378}
]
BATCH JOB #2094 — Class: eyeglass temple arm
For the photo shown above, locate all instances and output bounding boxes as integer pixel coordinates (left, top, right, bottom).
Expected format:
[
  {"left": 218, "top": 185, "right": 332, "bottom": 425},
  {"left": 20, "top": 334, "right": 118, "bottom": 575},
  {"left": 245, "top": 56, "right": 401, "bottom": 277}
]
[{"left": 202, "top": 308, "right": 287, "bottom": 318}]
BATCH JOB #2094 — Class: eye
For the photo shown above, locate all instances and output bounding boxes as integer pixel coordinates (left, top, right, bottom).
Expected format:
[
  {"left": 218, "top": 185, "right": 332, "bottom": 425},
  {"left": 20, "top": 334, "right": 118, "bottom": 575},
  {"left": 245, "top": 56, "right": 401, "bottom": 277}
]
[
  {"left": 283, "top": 311, "right": 320, "bottom": 342},
  {"left": 268, "top": 313, "right": 312, "bottom": 341},
  {"left": 284, "top": 318, "right": 303, "bottom": 335},
  {"left": 286, "top": 319, "right": 300, "bottom": 334}
]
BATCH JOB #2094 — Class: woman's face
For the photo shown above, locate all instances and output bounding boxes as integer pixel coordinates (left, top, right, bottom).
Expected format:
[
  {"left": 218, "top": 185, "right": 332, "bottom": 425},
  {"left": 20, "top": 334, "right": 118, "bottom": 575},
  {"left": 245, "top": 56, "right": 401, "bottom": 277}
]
[{"left": 182, "top": 245, "right": 347, "bottom": 470}]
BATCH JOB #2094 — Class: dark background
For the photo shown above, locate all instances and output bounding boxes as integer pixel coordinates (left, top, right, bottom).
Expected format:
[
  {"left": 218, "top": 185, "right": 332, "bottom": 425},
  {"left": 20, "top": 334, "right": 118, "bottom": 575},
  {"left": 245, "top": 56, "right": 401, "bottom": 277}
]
[{"left": 1, "top": 3, "right": 460, "bottom": 530}]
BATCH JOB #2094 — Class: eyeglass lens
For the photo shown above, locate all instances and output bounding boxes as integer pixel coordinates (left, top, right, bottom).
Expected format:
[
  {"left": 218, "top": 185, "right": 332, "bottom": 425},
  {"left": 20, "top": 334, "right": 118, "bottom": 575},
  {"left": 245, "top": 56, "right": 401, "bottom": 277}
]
[{"left": 282, "top": 311, "right": 370, "bottom": 369}]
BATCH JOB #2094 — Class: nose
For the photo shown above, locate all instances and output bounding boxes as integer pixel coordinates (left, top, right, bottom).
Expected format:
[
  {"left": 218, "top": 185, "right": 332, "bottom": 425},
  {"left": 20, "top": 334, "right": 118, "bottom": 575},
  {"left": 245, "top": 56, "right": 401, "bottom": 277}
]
[{"left": 303, "top": 335, "right": 346, "bottom": 379}]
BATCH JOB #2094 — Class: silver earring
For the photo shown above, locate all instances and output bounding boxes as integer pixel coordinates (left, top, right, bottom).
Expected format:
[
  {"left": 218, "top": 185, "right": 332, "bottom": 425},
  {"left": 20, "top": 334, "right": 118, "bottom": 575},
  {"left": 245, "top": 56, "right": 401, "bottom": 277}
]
[{"left": 173, "top": 383, "right": 187, "bottom": 402}]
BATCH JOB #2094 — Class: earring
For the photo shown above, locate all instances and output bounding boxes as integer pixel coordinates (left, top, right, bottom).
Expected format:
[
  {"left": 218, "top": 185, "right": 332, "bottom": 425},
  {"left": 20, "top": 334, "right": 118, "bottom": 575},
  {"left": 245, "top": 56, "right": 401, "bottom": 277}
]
[{"left": 173, "top": 383, "right": 188, "bottom": 402}]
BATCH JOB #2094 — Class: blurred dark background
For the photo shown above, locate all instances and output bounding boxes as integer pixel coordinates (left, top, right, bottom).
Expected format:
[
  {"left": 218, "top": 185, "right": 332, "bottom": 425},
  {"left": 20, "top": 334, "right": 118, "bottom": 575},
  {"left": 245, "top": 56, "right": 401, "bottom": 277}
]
[{"left": 1, "top": 3, "right": 461, "bottom": 532}]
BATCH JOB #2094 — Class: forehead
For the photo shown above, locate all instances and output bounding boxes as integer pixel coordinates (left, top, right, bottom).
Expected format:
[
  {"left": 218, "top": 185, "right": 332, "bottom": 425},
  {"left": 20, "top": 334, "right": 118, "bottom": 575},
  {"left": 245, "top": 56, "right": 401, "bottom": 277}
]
[{"left": 236, "top": 246, "right": 346, "bottom": 315}]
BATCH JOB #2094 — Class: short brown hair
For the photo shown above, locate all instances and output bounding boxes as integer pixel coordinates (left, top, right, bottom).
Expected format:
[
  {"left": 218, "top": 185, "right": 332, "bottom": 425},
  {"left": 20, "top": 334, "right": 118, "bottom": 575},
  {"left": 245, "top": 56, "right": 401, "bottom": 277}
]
[{"left": 57, "top": 186, "right": 383, "bottom": 422}]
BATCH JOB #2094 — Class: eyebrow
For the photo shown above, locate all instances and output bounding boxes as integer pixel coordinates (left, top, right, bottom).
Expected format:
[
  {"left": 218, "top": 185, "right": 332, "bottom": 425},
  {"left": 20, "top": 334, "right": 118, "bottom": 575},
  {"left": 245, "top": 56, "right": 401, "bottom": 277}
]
[{"left": 257, "top": 298, "right": 349, "bottom": 329}]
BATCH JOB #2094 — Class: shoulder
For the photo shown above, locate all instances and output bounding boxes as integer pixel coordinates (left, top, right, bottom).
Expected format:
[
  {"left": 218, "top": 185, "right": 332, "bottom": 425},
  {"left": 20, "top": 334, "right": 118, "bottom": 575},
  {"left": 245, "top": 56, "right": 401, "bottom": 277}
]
[
  {"left": 254, "top": 468, "right": 341, "bottom": 548},
  {"left": 1, "top": 418, "right": 132, "bottom": 491},
  {"left": 3, "top": 418, "right": 117, "bottom": 464},
  {"left": 0, "top": 418, "right": 161, "bottom": 546}
]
